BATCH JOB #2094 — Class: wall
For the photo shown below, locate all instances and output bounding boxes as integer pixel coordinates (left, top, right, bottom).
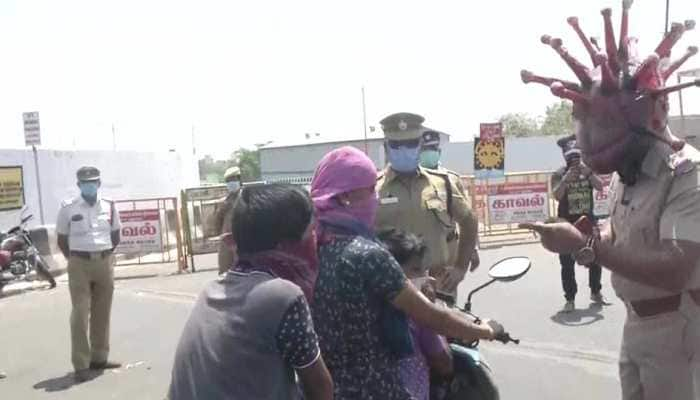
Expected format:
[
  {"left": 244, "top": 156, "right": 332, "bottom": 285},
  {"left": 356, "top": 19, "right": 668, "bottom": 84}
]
[{"left": 0, "top": 148, "right": 199, "bottom": 229}]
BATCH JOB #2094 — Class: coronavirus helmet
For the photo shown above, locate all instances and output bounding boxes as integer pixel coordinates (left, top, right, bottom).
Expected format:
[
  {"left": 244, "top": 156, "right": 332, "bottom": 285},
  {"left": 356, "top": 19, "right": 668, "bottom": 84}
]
[{"left": 522, "top": 0, "right": 698, "bottom": 178}]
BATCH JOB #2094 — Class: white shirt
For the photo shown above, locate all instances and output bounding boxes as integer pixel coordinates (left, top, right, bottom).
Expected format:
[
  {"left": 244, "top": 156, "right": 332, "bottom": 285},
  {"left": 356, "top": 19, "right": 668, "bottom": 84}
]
[{"left": 56, "top": 195, "right": 122, "bottom": 252}]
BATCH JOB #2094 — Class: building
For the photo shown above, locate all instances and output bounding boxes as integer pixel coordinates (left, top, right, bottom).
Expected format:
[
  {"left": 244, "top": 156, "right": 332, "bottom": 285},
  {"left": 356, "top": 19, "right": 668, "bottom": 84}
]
[
  {"left": 259, "top": 133, "right": 567, "bottom": 183},
  {"left": 669, "top": 114, "right": 700, "bottom": 148}
]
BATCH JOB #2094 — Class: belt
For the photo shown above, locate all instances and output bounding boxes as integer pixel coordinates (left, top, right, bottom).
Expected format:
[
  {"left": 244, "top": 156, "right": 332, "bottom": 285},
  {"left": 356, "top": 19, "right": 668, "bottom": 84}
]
[
  {"left": 628, "top": 294, "right": 681, "bottom": 318},
  {"left": 70, "top": 250, "right": 112, "bottom": 260}
]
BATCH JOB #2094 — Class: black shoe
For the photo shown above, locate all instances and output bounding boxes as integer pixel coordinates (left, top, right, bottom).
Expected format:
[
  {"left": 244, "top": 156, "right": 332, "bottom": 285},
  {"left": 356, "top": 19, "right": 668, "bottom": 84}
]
[
  {"left": 89, "top": 361, "right": 121, "bottom": 370},
  {"left": 74, "top": 369, "right": 91, "bottom": 383}
]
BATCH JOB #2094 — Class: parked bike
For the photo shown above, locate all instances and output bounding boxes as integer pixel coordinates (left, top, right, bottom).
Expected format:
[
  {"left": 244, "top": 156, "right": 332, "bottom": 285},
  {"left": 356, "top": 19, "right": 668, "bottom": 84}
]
[
  {"left": 0, "top": 208, "right": 57, "bottom": 294},
  {"left": 432, "top": 256, "right": 531, "bottom": 400}
]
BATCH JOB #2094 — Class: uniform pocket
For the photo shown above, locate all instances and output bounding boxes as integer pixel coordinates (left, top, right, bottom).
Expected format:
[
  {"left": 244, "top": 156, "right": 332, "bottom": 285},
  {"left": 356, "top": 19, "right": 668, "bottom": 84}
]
[{"left": 425, "top": 198, "right": 452, "bottom": 228}]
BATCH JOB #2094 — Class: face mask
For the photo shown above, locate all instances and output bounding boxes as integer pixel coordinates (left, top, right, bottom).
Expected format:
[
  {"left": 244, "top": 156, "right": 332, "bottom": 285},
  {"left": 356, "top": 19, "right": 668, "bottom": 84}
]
[
  {"left": 226, "top": 181, "right": 241, "bottom": 192},
  {"left": 346, "top": 192, "right": 379, "bottom": 228},
  {"left": 79, "top": 182, "right": 99, "bottom": 199},
  {"left": 419, "top": 149, "right": 441, "bottom": 169},
  {"left": 388, "top": 146, "right": 421, "bottom": 173}
]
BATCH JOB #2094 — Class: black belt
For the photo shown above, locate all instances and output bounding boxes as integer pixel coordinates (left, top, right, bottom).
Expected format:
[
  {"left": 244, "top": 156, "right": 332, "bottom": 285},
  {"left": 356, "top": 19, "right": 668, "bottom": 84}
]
[{"left": 70, "top": 250, "right": 112, "bottom": 260}]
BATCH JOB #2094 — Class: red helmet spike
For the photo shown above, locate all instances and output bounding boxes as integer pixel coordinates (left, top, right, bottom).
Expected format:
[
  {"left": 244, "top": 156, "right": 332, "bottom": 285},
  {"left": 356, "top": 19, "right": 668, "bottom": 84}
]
[
  {"left": 550, "top": 82, "right": 590, "bottom": 104},
  {"left": 651, "top": 79, "right": 700, "bottom": 97},
  {"left": 541, "top": 36, "right": 593, "bottom": 86},
  {"left": 655, "top": 22, "right": 691, "bottom": 59},
  {"left": 594, "top": 53, "right": 620, "bottom": 91},
  {"left": 618, "top": 0, "right": 632, "bottom": 63},
  {"left": 601, "top": 8, "right": 621, "bottom": 74},
  {"left": 632, "top": 54, "right": 661, "bottom": 90},
  {"left": 662, "top": 46, "right": 699, "bottom": 81},
  {"left": 520, "top": 70, "right": 582, "bottom": 92},
  {"left": 567, "top": 17, "right": 599, "bottom": 66}
]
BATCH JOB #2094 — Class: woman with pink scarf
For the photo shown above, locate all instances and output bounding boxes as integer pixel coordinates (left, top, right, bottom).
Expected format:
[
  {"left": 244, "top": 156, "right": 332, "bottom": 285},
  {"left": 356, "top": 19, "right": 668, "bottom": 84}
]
[{"left": 310, "top": 146, "right": 502, "bottom": 400}]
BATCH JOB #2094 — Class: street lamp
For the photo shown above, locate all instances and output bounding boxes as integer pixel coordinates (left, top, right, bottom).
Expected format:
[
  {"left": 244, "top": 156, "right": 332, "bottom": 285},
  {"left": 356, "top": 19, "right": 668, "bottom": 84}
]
[{"left": 677, "top": 68, "right": 700, "bottom": 137}]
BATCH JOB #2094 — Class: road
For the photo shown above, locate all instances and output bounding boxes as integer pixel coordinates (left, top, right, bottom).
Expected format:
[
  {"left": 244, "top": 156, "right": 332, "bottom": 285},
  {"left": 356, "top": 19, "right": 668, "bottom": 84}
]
[{"left": 0, "top": 245, "right": 624, "bottom": 399}]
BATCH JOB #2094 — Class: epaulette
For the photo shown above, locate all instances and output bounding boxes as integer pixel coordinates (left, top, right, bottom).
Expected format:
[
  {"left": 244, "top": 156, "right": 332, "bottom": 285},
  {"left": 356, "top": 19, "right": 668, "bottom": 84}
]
[{"left": 60, "top": 198, "right": 75, "bottom": 207}]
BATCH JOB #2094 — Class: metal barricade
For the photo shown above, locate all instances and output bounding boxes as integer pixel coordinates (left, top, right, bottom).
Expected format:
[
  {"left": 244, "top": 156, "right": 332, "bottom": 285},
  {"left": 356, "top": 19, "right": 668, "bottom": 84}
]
[
  {"left": 180, "top": 185, "right": 229, "bottom": 272},
  {"left": 113, "top": 197, "right": 185, "bottom": 270}
]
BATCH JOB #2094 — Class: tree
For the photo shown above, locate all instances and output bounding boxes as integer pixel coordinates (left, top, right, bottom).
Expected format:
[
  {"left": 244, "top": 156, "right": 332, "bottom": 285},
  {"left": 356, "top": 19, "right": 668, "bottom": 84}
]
[
  {"left": 499, "top": 113, "right": 540, "bottom": 137},
  {"left": 233, "top": 148, "right": 262, "bottom": 181},
  {"left": 539, "top": 101, "right": 574, "bottom": 136}
]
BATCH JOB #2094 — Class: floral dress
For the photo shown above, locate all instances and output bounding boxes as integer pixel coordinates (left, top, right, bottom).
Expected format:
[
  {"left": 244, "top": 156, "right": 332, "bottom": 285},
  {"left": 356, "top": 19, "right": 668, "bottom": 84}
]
[{"left": 312, "top": 235, "right": 413, "bottom": 400}]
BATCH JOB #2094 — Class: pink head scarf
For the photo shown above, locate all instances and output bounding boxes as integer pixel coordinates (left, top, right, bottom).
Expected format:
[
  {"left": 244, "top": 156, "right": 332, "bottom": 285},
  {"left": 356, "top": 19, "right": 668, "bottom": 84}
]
[{"left": 310, "top": 146, "right": 379, "bottom": 227}]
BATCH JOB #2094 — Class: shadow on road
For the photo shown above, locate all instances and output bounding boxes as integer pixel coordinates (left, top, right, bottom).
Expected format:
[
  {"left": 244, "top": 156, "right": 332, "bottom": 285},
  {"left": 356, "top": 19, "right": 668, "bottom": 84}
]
[
  {"left": 550, "top": 303, "right": 606, "bottom": 326},
  {"left": 33, "top": 370, "right": 103, "bottom": 392}
]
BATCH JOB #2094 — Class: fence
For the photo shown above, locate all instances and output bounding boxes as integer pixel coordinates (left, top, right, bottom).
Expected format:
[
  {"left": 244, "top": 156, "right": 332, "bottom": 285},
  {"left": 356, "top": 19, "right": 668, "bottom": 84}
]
[
  {"left": 113, "top": 197, "right": 185, "bottom": 270},
  {"left": 180, "top": 185, "right": 230, "bottom": 271}
]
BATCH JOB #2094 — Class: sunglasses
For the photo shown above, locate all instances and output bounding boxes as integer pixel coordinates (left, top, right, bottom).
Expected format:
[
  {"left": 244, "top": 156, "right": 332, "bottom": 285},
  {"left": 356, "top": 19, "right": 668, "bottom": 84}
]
[{"left": 387, "top": 139, "right": 421, "bottom": 150}]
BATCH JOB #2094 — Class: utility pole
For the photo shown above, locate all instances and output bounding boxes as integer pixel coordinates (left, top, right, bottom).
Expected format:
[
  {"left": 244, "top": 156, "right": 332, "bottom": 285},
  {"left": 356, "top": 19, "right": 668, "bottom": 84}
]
[{"left": 362, "top": 87, "right": 369, "bottom": 155}]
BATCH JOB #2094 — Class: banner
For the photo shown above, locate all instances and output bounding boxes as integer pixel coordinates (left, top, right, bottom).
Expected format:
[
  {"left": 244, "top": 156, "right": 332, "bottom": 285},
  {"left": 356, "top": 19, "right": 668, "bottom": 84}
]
[
  {"left": 116, "top": 209, "right": 162, "bottom": 254},
  {"left": 474, "top": 123, "right": 505, "bottom": 179},
  {"left": 593, "top": 175, "right": 613, "bottom": 218},
  {"left": 0, "top": 166, "right": 24, "bottom": 211},
  {"left": 488, "top": 182, "right": 549, "bottom": 224}
]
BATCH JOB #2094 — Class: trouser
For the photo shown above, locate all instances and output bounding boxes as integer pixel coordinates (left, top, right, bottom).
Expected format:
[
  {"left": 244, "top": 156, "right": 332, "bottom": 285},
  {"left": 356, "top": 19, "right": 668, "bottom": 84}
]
[
  {"left": 559, "top": 254, "right": 602, "bottom": 301},
  {"left": 685, "top": 293, "right": 700, "bottom": 397},
  {"left": 68, "top": 254, "right": 115, "bottom": 371},
  {"left": 619, "top": 293, "right": 698, "bottom": 400},
  {"left": 217, "top": 241, "right": 236, "bottom": 275}
]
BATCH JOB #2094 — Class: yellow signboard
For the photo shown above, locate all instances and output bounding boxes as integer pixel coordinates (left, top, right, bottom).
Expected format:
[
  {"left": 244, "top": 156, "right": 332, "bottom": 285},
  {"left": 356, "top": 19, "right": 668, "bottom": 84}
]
[{"left": 0, "top": 167, "right": 24, "bottom": 211}]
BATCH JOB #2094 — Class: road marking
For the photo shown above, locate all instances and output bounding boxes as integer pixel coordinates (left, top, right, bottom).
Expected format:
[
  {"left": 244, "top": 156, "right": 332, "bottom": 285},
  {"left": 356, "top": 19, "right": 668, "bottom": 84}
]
[{"left": 127, "top": 288, "right": 197, "bottom": 304}]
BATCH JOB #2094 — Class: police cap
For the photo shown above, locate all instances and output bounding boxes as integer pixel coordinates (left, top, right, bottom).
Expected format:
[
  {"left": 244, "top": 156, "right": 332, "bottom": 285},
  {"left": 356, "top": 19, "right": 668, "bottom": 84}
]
[
  {"left": 76, "top": 166, "right": 101, "bottom": 182},
  {"left": 380, "top": 112, "right": 426, "bottom": 141}
]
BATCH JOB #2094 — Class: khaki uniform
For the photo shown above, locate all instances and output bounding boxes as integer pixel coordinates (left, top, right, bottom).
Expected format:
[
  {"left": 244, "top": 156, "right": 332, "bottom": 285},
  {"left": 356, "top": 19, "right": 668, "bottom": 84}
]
[
  {"left": 56, "top": 196, "right": 120, "bottom": 371},
  {"left": 210, "top": 191, "right": 239, "bottom": 274},
  {"left": 376, "top": 166, "right": 473, "bottom": 276},
  {"left": 608, "top": 142, "right": 700, "bottom": 400},
  {"left": 440, "top": 166, "right": 472, "bottom": 266}
]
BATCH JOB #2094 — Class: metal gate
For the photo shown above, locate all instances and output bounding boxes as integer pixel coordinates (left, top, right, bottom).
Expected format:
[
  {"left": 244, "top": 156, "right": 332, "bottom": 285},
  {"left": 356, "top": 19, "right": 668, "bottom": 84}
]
[
  {"left": 180, "top": 185, "right": 229, "bottom": 272},
  {"left": 113, "top": 197, "right": 185, "bottom": 270}
]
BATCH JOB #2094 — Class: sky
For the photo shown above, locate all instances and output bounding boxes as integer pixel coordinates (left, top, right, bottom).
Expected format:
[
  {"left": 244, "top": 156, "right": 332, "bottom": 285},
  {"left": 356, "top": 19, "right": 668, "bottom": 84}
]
[{"left": 0, "top": 0, "right": 699, "bottom": 160}]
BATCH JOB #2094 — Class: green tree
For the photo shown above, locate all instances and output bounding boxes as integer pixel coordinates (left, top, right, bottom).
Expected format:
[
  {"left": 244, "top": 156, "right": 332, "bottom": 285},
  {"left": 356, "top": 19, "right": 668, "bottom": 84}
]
[
  {"left": 232, "top": 148, "right": 261, "bottom": 181},
  {"left": 539, "top": 101, "right": 574, "bottom": 136},
  {"left": 499, "top": 113, "right": 540, "bottom": 137}
]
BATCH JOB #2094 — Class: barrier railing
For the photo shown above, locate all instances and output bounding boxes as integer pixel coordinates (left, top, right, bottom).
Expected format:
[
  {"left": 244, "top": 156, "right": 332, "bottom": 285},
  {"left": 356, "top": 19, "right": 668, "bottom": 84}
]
[{"left": 113, "top": 197, "right": 185, "bottom": 270}]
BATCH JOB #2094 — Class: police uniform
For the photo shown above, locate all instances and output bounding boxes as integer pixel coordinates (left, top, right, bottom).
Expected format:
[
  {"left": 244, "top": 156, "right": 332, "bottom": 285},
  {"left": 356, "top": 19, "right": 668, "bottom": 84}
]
[
  {"left": 56, "top": 167, "right": 121, "bottom": 373},
  {"left": 608, "top": 141, "right": 700, "bottom": 399},
  {"left": 421, "top": 130, "right": 475, "bottom": 267},
  {"left": 212, "top": 166, "right": 241, "bottom": 274},
  {"left": 375, "top": 113, "right": 475, "bottom": 289}
]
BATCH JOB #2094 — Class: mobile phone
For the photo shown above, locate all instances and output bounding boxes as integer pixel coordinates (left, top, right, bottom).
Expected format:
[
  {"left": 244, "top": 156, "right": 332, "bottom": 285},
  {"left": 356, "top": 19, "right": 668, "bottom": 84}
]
[{"left": 573, "top": 215, "right": 594, "bottom": 236}]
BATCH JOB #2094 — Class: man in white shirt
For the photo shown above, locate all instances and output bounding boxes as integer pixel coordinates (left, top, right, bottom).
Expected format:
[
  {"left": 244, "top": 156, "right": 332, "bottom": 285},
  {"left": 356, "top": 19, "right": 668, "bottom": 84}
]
[{"left": 56, "top": 166, "right": 122, "bottom": 382}]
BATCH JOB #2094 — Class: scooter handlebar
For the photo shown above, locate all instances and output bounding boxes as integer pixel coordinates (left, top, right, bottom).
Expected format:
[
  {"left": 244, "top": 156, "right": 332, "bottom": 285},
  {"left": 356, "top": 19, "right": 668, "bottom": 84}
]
[{"left": 494, "top": 331, "right": 520, "bottom": 345}]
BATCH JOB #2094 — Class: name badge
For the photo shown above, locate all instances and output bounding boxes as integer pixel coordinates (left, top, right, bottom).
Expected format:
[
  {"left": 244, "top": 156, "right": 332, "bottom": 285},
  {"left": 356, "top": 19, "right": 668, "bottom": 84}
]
[{"left": 380, "top": 197, "right": 399, "bottom": 205}]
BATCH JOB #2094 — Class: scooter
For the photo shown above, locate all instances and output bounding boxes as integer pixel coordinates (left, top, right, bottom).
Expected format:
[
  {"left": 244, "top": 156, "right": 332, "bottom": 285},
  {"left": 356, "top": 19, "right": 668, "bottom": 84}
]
[
  {"left": 0, "top": 208, "right": 56, "bottom": 294},
  {"left": 432, "top": 256, "right": 531, "bottom": 400}
]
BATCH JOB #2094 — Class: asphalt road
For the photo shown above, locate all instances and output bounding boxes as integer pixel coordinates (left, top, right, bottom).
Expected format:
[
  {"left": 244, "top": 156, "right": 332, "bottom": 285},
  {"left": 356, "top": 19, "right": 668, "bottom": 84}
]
[{"left": 0, "top": 245, "right": 625, "bottom": 399}]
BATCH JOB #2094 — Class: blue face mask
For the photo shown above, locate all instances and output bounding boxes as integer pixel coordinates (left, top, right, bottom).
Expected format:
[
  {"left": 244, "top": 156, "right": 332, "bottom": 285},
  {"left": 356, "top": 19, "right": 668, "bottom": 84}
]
[
  {"left": 419, "top": 149, "right": 441, "bottom": 169},
  {"left": 79, "top": 182, "right": 99, "bottom": 199},
  {"left": 387, "top": 146, "right": 421, "bottom": 173},
  {"left": 226, "top": 181, "right": 241, "bottom": 193}
]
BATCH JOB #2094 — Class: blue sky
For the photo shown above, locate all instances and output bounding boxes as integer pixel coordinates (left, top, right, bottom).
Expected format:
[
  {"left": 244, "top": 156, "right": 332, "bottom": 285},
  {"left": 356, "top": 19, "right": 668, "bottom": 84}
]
[{"left": 1, "top": 0, "right": 698, "bottom": 159}]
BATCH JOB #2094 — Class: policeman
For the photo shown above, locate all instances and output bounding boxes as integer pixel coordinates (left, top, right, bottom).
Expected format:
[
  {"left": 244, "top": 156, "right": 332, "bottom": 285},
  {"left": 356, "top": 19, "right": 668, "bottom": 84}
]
[
  {"left": 522, "top": 130, "right": 700, "bottom": 398},
  {"left": 376, "top": 113, "right": 479, "bottom": 296},
  {"left": 56, "top": 167, "right": 122, "bottom": 382},
  {"left": 212, "top": 166, "right": 242, "bottom": 274},
  {"left": 420, "top": 129, "right": 480, "bottom": 271}
]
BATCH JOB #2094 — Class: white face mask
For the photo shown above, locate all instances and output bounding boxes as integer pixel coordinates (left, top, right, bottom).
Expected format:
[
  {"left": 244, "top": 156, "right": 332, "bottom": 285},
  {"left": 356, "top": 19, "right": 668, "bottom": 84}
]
[{"left": 226, "top": 181, "right": 241, "bottom": 192}]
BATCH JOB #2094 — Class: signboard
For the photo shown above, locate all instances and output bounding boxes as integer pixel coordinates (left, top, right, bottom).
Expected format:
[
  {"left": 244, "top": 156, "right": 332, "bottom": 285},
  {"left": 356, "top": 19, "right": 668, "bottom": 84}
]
[
  {"left": 593, "top": 175, "right": 613, "bottom": 218},
  {"left": 474, "top": 123, "right": 505, "bottom": 179},
  {"left": 0, "top": 166, "right": 24, "bottom": 211},
  {"left": 488, "top": 182, "right": 549, "bottom": 224},
  {"left": 23, "top": 112, "right": 41, "bottom": 146},
  {"left": 115, "top": 209, "right": 162, "bottom": 254},
  {"left": 185, "top": 185, "right": 228, "bottom": 202}
]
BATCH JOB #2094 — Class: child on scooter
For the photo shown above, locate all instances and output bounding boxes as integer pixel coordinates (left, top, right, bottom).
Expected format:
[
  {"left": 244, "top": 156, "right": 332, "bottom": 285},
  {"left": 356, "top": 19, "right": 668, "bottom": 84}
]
[{"left": 378, "top": 228, "right": 454, "bottom": 400}]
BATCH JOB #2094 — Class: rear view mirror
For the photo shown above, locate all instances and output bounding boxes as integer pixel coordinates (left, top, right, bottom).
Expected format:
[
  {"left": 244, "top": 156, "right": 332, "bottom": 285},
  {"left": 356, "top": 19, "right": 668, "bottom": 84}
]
[{"left": 488, "top": 257, "right": 531, "bottom": 282}]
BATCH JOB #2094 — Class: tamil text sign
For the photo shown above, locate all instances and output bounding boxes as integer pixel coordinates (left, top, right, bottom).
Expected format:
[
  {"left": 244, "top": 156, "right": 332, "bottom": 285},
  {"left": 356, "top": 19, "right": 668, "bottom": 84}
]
[
  {"left": 0, "top": 166, "right": 24, "bottom": 211},
  {"left": 488, "top": 182, "right": 549, "bottom": 224},
  {"left": 115, "top": 209, "right": 162, "bottom": 254},
  {"left": 593, "top": 175, "right": 613, "bottom": 218},
  {"left": 23, "top": 112, "right": 41, "bottom": 146}
]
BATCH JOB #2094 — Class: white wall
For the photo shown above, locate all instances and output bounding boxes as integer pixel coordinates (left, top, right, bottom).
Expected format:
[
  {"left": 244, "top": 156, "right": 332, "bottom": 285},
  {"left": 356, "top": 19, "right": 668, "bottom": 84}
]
[{"left": 0, "top": 148, "right": 199, "bottom": 229}]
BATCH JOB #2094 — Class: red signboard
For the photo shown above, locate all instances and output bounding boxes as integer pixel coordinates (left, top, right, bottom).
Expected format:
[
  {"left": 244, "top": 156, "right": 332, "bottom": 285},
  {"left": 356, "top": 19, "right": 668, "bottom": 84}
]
[{"left": 115, "top": 209, "right": 162, "bottom": 254}]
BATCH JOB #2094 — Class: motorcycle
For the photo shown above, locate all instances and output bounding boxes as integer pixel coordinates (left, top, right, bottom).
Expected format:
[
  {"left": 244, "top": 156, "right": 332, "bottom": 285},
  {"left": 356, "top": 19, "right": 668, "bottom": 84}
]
[
  {"left": 0, "top": 208, "right": 57, "bottom": 294},
  {"left": 432, "top": 256, "right": 531, "bottom": 400}
]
